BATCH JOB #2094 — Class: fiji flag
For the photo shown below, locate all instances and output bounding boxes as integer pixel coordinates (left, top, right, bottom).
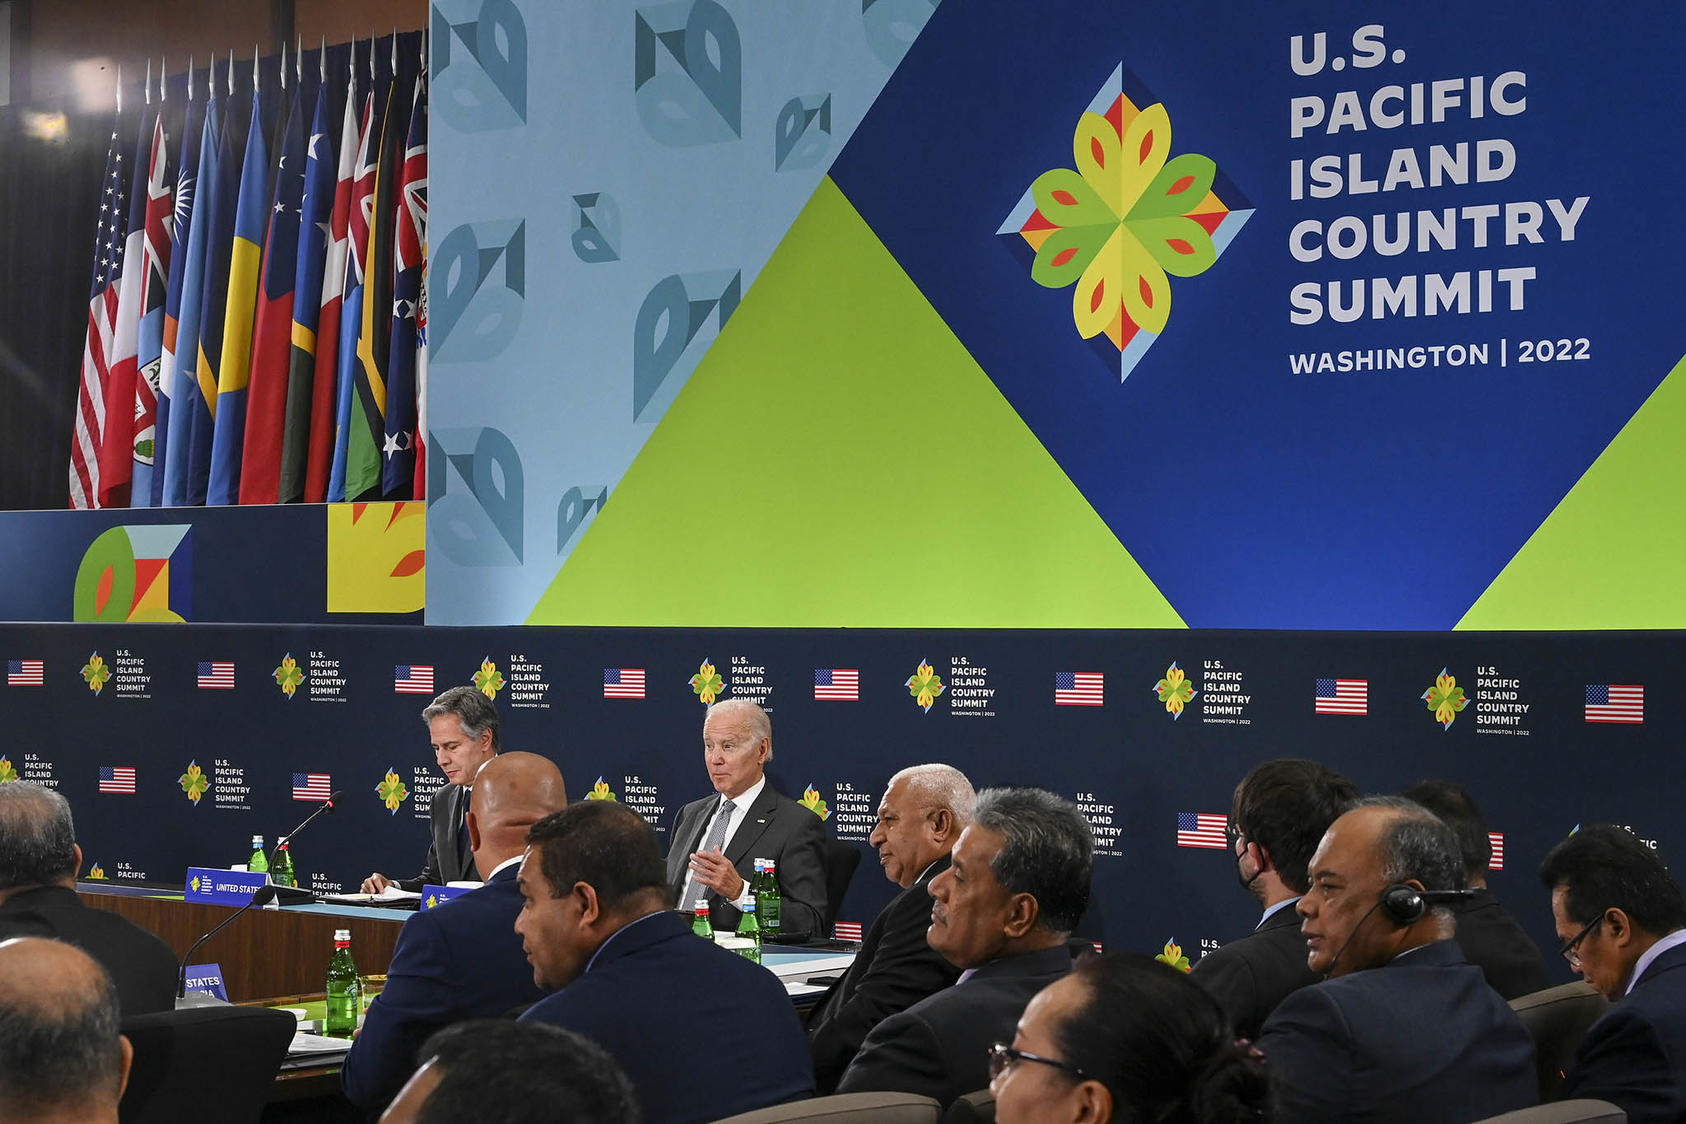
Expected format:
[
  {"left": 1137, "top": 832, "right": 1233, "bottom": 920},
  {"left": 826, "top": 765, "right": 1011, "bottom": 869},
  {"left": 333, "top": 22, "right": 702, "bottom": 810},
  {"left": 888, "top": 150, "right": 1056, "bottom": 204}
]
[
  {"left": 130, "top": 113, "right": 175, "bottom": 507},
  {"left": 278, "top": 80, "right": 336, "bottom": 503},
  {"left": 207, "top": 82, "right": 272, "bottom": 504},
  {"left": 381, "top": 79, "right": 427, "bottom": 497},
  {"left": 305, "top": 66, "right": 360, "bottom": 503},
  {"left": 238, "top": 80, "right": 305, "bottom": 504},
  {"left": 185, "top": 85, "right": 241, "bottom": 506},
  {"left": 154, "top": 90, "right": 202, "bottom": 507}
]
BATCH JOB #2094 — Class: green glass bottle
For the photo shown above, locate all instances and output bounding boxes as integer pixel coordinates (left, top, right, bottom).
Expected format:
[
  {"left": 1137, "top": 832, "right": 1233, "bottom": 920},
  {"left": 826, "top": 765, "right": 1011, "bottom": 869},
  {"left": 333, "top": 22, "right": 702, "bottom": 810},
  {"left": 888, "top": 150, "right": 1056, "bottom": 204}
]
[
  {"left": 271, "top": 837, "right": 297, "bottom": 888},
  {"left": 736, "top": 899, "right": 761, "bottom": 965},
  {"left": 324, "top": 929, "right": 361, "bottom": 1037},
  {"left": 750, "top": 857, "right": 766, "bottom": 895},
  {"left": 757, "top": 859, "right": 782, "bottom": 936},
  {"left": 691, "top": 900, "right": 713, "bottom": 940},
  {"left": 248, "top": 835, "right": 268, "bottom": 875}
]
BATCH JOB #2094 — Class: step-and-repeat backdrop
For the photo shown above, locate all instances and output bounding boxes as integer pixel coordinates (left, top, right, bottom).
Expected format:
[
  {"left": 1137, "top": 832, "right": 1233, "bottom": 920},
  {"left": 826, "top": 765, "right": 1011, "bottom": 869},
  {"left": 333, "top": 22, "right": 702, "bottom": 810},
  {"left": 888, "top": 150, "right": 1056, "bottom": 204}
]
[{"left": 6, "top": 621, "right": 1678, "bottom": 979}]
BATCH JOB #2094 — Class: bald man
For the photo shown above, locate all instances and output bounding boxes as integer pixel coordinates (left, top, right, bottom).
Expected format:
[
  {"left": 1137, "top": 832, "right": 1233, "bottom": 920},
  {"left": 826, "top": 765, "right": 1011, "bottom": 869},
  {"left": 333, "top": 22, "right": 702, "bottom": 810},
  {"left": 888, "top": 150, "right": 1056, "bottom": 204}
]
[
  {"left": 0, "top": 937, "right": 133, "bottom": 1124},
  {"left": 343, "top": 752, "right": 568, "bottom": 1111}
]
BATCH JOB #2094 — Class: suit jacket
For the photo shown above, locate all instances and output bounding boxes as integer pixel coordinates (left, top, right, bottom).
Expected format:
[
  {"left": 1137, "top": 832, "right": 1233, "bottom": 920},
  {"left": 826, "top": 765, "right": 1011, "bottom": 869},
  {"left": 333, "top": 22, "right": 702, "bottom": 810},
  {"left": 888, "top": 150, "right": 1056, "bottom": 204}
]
[
  {"left": 341, "top": 864, "right": 545, "bottom": 1109},
  {"left": 398, "top": 782, "right": 475, "bottom": 893},
  {"left": 1257, "top": 939, "right": 1537, "bottom": 1123},
  {"left": 1451, "top": 889, "right": 1553, "bottom": 1000},
  {"left": 0, "top": 886, "right": 176, "bottom": 1016},
  {"left": 520, "top": 910, "right": 814, "bottom": 1124},
  {"left": 807, "top": 855, "right": 961, "bottom": 1093},
  {"left": 1560, "top": 940, "right": 1686, "bottom": 1124},
  {"left": 836, "top": 943, "right": 1072, "bottom": 1108},
  {"left": 1191, "top": 898, "right": 1320, "bottom": 1040},
  {"left": 665, "top": 782, "right": 828, "bottom": 938}
]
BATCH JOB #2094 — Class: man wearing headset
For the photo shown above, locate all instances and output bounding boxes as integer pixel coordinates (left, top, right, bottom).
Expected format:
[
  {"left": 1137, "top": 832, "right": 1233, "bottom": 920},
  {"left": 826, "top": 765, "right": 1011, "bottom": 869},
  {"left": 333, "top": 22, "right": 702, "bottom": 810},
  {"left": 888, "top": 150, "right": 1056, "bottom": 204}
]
[{"left": 1256, "top": 796, "right": 1537, "bottom": 1123}]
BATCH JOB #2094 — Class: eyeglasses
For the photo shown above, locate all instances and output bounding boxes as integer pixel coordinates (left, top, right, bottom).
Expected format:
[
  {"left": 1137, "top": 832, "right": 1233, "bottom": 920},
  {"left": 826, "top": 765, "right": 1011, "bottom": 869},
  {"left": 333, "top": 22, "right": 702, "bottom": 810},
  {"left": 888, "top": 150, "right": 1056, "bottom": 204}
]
[
  {"left": 1225, "top": 820, "right": 1244, "bottom": 844},
  {"left": 1557, "top": 915, "right": 1604, "bottom": 968},
  {"left": 988, "top": 1042, "right": 1090, "bottom": 1084}
]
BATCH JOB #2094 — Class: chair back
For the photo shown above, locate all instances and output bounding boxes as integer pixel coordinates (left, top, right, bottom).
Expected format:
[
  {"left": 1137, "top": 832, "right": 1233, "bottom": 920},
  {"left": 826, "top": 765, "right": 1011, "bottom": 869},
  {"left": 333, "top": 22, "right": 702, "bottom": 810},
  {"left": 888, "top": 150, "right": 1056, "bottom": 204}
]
[
  {"left": 1508, "top": 981, "right": 1611, "bottom": 1100},
  {"left": 1471, "top": 1099, "right": 1626, "bottom": 1123},
  {"left": 120, "top": 1004, "right": 296, "bottom": 1124},
  {"left": 711, "top": 1091, "right": 941, "bottom": 1123},
  {"left": 821, "top": 837, "right": 862, "bottom": 935},
  {"left": 942, "top": 1089, "right": 996, "bottom": 1124}
]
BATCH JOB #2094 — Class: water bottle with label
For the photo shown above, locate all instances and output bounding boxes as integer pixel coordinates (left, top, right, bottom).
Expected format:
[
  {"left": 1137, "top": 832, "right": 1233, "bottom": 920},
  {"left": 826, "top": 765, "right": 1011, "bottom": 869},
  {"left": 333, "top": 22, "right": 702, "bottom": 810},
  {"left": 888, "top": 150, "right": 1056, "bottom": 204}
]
[
  {"left": 324, "top": 929, "right": 360, "bottom": 1037},
  {"left": 248, "top": 835, "right": 268, "bottom": 875}
]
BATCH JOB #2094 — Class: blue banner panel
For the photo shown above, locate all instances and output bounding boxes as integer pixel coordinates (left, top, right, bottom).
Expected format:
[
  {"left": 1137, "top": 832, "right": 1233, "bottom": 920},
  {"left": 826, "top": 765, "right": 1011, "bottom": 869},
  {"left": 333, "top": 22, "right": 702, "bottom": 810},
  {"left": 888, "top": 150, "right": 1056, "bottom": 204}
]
[{"left": 8, "top": 621, "right": 1681, "bottom": 981}]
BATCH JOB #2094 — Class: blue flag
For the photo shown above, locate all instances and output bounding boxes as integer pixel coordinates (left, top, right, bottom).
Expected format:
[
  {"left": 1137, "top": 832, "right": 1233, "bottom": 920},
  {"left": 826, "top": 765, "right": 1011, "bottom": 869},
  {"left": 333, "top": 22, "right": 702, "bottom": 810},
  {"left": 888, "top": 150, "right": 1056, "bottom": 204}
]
[
  {"left": 382, "top": 80, "right": 427, "bottom": 497},
  {"left": 152, "top": 93, "right": 201, "bottom": 507},
  {"left": 278, "top": 81, "right": 336, "bottom": 502},
  {"left": 163, "top": 87, "right": 221, "bottom": 508},
  {"left": 185, "top": 93, "right": 241, "bottom": 506}
]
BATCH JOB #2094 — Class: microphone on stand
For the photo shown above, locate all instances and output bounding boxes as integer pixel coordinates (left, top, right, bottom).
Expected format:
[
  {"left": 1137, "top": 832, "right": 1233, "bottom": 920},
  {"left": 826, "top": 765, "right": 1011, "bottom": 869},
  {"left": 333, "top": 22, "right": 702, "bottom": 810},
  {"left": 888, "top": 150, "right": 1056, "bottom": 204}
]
[
  {"left": 176, "top": 884, "right": 279, "bottom": 1006},
  {"left": 271, "top": 790, "right": 346, "bottom": 862}
]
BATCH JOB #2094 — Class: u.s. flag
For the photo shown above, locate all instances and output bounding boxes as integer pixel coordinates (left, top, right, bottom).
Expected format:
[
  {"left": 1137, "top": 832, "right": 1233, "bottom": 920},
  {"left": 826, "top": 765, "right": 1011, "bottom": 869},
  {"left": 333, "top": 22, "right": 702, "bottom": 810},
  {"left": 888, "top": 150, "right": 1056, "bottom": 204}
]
[
  {"left": 1488, "top": 832, "right": 1505, "bottom": 871},
  {"left": 1054, "top": 672, "right": 1104, "bottom": 706},
  {"left": 7, "top": 660, "right": 44, "bottom": 686},
  {"left": 814, "top": 669, "right": 859, "bottom": 701},
  {"left": 603, "top": 668, "right": 647, "bottom": 699},
  {"left": 1177, "top": 812, "right": 1228, "bottom": 849},
  {"left": 395, "top": 665, "right": 435, "bottom": 694},
  {"left": 833, "top": 921, "right": 864, "bottom": 941},
  {"left": 98, "top": 766, "right": 137, "bottom": 794},
  {"left": 292, "top": 773, "right": 332, "bottom": 801},
  {"left": 1314, "top": 678, "right": 1367, "bottom": 715},
  {"left": 196, "top": 661, "right": 235, "bottom": 689},
  {"left": 1585, "top": 684, "right": 1643, "bottom": 724}
]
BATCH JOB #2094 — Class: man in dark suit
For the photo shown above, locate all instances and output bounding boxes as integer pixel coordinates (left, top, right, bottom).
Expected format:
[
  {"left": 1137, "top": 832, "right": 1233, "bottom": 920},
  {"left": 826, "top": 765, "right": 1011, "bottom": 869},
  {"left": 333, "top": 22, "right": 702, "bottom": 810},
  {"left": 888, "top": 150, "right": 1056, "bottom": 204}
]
[
  {"left": 342, "top": 752, "right": 566, "bottom": 1111},
  {"left": 518, "top": 801, "right": 814, "bottom": 1124},
  {"left": 0, "top": 782, "right": 175, "bottom": 1016},
  {"left": 1192, "top": 758, "right": 1357, "bottom": 1038},
  {"left": 665, "top": 699, "right": 827, "bottom": 938},
  {"left": 837, "top": 788, "right": 1092, "bottom": 1109},
  {"left": 0, "top": 937, "right": 133, "bottom": 1124},
  {"left": 808, "top": 764, "right": 974, "bottom": 1092},
  {"left": 1405, "top": 779, "right": 1551, "bottom": 999},
  {"left": 1258, "top": 797, "right": 1537, "bottom": 1122},
  {"left": 364, "top": 686, "right": 502, "bottom": 894},
  {"left": 1540, "top": 823, "right": 1686, "bottom": 1123}
]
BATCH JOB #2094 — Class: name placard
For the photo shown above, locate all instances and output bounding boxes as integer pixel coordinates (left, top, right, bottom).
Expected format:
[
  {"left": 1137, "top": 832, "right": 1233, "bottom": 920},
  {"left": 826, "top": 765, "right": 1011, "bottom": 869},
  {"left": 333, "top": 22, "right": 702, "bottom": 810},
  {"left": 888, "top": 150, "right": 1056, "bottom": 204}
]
[
  {"left": 183, "top": 962, "right": 227, "bottom": 1001},
  {"left": 420, "top": 884, "right": 472, "bottom": 910},
  {"left": 185, "top": 867, "right": 274, "bottom": 907}
]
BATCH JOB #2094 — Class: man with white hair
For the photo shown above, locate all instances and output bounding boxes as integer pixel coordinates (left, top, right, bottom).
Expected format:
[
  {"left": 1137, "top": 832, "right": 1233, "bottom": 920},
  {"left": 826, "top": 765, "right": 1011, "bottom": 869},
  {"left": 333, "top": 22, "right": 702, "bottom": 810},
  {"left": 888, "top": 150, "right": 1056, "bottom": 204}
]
[
  {"left": 664, "top": 699, "right": 829, "bottom": 937},
  {"left": 808, "top": 764, "right": 975, "bottom": 1092}
]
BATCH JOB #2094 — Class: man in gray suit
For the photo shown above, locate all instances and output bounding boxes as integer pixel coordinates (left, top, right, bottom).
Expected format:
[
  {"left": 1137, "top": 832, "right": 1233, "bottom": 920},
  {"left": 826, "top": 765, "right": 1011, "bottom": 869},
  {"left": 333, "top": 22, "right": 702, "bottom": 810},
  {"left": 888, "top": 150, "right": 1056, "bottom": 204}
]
[
  {"left": 363, "top": 686, "right": 501, "bottom": 893},
  {"left": 665, "top": 699, "right": 828, "bottom": 937}
]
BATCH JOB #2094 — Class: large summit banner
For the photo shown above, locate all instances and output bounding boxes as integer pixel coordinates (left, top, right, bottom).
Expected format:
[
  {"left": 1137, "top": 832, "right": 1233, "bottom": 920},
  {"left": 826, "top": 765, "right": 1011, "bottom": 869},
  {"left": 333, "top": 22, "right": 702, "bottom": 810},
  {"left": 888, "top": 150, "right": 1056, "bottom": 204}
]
[{"left": 428, "top": 0, "right": 1684, "bottom": 631}]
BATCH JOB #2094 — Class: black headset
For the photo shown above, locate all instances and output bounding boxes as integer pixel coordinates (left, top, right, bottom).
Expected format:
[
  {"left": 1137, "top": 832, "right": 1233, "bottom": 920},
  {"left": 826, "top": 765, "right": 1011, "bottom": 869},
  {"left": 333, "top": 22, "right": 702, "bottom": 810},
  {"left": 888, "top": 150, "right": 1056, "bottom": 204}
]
[{"left": 1377, "top": 882, "right": 1477, "bottom": 925}]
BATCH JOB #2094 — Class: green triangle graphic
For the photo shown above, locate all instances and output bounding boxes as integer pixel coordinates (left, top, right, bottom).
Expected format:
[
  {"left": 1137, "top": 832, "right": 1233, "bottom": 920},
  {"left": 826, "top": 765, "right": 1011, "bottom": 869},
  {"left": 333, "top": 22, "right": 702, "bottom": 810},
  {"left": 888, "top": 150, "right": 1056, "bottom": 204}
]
[
  {"left": 528, "top": 177, "right": 1184, "bottom": 628},
  {"left": 1457, "top": 353, "right": 1686, "bottom": 629}
]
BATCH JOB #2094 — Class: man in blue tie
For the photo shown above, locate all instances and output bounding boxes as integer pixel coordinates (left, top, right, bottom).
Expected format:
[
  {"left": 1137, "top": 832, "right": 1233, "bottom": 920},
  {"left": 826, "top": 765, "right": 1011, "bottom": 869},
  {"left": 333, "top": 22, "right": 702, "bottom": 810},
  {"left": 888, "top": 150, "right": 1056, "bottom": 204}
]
[{"left": 362, "top": 686, "right": 500, "bottom": 894}]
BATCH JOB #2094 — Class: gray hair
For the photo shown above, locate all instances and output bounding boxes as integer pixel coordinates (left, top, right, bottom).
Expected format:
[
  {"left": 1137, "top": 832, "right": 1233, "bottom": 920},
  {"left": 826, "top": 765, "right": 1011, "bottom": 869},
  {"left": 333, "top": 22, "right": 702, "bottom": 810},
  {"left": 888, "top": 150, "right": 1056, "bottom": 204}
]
[
  {"left": 889, "top": 764, "right": 976, "bottom": 828},
  {"left": 972, "top": 787, "right": 1093, "bottom": 932},
  {"left": 1356, "top": 795, "right": 1468, "bottom": 901},
  {"left": 422, "top": 685, "right": 501, "bottom": 751},
  {"left": 0, "top": 940, "right": 125, "bottom": 1112},
  {"left": 704, "top": 698, "right": 773, "bottom": 762},
  {"left": 0, "top": 783, "right": 78, "bottom": 890}
]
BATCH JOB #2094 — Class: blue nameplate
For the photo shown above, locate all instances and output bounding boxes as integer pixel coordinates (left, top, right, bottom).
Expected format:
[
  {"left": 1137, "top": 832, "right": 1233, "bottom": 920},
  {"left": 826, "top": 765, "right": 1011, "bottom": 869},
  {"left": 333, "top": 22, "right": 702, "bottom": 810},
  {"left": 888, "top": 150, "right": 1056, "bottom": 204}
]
[
  {"left": 183, "top": 962, "right": 228, "bottom": 1001},
  {"left": 420, "top": 884, "right": 472, "bottom": 910},
  {"left": 185, "top": 867, "right": 273, "bottom": 906}
]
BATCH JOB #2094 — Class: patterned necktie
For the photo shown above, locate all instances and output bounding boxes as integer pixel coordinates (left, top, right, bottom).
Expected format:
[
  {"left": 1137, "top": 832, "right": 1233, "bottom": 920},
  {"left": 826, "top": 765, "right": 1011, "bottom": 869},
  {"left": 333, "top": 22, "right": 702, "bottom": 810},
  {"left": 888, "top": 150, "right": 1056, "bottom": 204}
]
[{"left": 679, "top": 797, "right": 736, "bottom": 909}]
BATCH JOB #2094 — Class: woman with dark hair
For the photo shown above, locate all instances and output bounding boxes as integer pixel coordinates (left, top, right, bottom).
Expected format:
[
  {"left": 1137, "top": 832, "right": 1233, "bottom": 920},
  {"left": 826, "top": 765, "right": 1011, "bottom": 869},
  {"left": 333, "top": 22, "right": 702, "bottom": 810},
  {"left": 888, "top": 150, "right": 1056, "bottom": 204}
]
[{"left": 990, "top": 952, "right": 1272, "bottom": 1124}]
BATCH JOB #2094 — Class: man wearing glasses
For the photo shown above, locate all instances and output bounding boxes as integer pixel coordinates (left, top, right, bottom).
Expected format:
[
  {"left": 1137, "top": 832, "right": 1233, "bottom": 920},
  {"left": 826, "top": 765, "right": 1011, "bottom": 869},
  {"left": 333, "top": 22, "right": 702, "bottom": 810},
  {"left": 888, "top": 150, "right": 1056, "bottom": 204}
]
[
  {"left": 836, "top": 788, "right": 1092, "bottom": 1109},
  {"left": 1540, "top": 824, "right": 1686, "bottom": 1123}
]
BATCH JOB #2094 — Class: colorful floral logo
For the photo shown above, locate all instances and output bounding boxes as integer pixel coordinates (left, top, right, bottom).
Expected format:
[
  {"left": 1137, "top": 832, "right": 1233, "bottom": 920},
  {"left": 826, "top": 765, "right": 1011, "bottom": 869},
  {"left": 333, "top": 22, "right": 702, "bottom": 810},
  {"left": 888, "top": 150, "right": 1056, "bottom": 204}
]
[
  {"left": 178, "top": 761, "right": 209, "bottom": 804},
  {"left": 0, "top": 757, "right": 16, "bottom": 784},
  {"left": 189, "top": 874, "right": 201, "bottom": 892},
  {"left": 799, "top": 785, "right": 831, "bottom": 820},
  {"left": 586, "top": 777, "right": 618, "bottom": 801},
  {"left": 81, "top": 652, "right": 111, "bottom": 695},
  {"left": 906, "top": 660, "right": 944, "bottom": 713},
  {"left": 425, "top": 893, "right": 441, "bottom": 909},
  {"left": 273, "top": 653, "right": 304, "bottom": 698},
  {"left": 1153, "top": 662, "right": 1196, "bottom": 720},
  {"left": 1422, "top": 669, "right": 1468, "bottom": 731},
  {"left": 377, "top": 769, "right": 409, "bottom": 814},
  {"left": 690, "top": 658, "right": 724, "bottom": 705},
  {"left": 999, "top": 64, "right": 1252, "bottom": 383},
  {"left": 88, "top": 863, "right": 108, "bottom": 880},
  {"left": 474, "top": 657, "right": 504, "bottom": 700},
  {"left": 1155, "top": 937, "right": 1191, "bottom": 973}
]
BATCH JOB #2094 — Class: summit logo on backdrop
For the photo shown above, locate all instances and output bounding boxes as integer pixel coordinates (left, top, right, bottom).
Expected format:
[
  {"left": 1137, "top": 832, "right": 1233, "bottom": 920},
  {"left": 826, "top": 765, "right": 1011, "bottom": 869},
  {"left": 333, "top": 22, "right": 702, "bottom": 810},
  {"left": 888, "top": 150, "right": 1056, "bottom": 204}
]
[{"left": 998, "top": 63, "right": 1252, "bottom": 384}]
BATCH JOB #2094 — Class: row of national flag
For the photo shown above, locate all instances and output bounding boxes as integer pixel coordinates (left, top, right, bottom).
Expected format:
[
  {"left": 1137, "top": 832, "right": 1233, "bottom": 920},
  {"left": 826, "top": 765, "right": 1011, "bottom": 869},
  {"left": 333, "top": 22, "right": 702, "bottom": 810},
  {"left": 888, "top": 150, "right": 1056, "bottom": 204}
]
[{"left": 71, "top": 39, "right": 427, "bottom": 509}]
